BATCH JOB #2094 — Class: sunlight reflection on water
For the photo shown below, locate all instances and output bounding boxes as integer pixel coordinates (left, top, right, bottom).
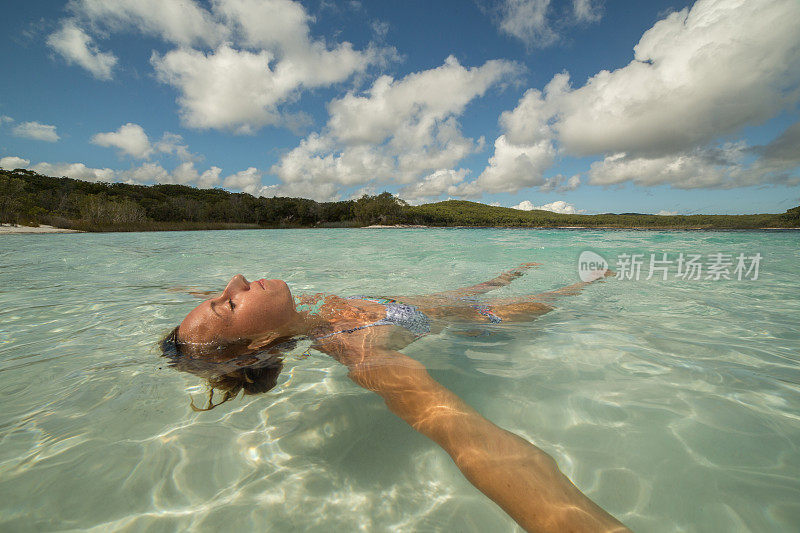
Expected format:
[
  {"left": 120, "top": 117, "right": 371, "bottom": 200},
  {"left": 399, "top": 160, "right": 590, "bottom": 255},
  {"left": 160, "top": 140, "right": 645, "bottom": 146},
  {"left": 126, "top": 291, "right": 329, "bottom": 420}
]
[{"left": 0, "top": 228, "right": 799, "bottom": 531}]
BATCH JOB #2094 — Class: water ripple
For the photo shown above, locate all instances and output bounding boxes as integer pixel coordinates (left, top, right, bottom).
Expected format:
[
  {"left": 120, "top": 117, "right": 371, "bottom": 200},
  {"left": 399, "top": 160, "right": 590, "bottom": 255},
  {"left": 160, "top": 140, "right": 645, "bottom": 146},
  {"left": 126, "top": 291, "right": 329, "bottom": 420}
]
[{"left": 1, "top": 229, "right": 799, "bottom": 531}]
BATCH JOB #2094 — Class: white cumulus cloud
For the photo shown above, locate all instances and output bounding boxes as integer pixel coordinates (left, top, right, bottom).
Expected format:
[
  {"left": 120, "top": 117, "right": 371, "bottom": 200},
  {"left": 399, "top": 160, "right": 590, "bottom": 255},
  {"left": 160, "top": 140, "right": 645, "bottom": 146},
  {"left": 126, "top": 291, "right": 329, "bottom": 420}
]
[
  {"left": 118, "top": 161, "right": 222, "bottom": 188},
  {"left": 223, "top": 167, "right": 264, "bottom": 195},
  {"left": 151, "top": 45, "right": 282, "bottom": 134},
  {"left": 51, "top": 0, "right": 393, "bottom": 134},
  {"left": 67, "top": 0, "right": 227, "bottom": 47},
  {"left": 512, "top": 200, "right": 583, "bottom": 214},
  {"left": 154, "top": 132, "right": 195, "bottom": 161},
  {"left": 10, "top": 157, "right": 223, "bottom": 189},
  {"left": 119, "top": 162, "right": 167, "bottom": 183},
  {"left": 456, "top": 134, "right": 555, "bottom": 196},
  {"left": 545, "top": 0, "right": 799, "bottom": 158},
  {"left": 214, "top": 0, "right": 384, "bottom": 86},
  {"left": 91, "top": 123, "right": 153, "bottom": 158},
  {"left": 12, "top": 121, "right": 60, "bottom": 142},
  {"left": 477, "top": 0, "right": 800, "bottom": 195},
  {"left": 572, "top": 0, "right": 602, "bottom": 23},
  {"left": 540, "top": 173, "right": 581, "bottom": 192},
  {"left": 271, "top": 56, "right": 519, "bottom": 200},
  {"left": 399, "top": 169, "right": 469, "bottom": 201},
  {"left": 0, "top": 156, "right": 31, "bottom": 170},
  {"left": 498, "top": 0, "right": 557, "bottom": 47},
  {"left": 29, "top": 161, "right": 115, "bottom": 182},
  {"left": 46, "top": 20, "right": 117, "bottom": 80},
  {"left": 151, "top": 37, "right": 386, "bottom": 134},
  {"left": 451, "top": 78, "right": 564, "bottom": 197},
  {"left": 148, "top": 0, "right": 391, "bottom": 134},
  {"left": 495, "top": 0, "right": 603, "bottom": 48},
  {"left": 588, "top": 123, "right": 800, "bottom": 189},
  {"left": 588, "top": 148, "right": 737, "bottom": 189},
  {"left": 259, "top": 181, "right": 340, "bottom": 202},
  {"left": 91, "top": 125, "right": 198, "bottom": 162}
]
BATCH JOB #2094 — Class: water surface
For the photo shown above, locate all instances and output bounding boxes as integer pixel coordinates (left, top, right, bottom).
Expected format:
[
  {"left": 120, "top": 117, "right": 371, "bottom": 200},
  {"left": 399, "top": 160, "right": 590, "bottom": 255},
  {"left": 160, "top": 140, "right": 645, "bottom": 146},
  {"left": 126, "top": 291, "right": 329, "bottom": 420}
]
[{"left": 1, "top": 228, "right": 798, "bottom": 531}]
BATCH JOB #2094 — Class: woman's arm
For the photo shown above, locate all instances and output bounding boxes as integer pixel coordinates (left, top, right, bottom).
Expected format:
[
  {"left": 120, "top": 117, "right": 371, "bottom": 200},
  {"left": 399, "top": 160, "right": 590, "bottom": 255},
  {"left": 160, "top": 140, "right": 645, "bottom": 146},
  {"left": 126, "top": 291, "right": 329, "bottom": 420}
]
[
  {"left": 321, "top": 337, "right": 628, "bottom": 532},
  {"left": 424, "top": 262, "right": 542, "bottom": 299}
]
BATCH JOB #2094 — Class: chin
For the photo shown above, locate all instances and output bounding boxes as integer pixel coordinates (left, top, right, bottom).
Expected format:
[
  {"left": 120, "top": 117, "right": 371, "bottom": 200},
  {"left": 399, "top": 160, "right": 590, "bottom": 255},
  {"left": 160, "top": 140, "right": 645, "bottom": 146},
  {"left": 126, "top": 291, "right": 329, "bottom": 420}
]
[
  {"left": 272, "top": 279, "right": 289, "bottom": 291},
  {"left": 273, "top": 279, "right": 293, "bottom": 301}
]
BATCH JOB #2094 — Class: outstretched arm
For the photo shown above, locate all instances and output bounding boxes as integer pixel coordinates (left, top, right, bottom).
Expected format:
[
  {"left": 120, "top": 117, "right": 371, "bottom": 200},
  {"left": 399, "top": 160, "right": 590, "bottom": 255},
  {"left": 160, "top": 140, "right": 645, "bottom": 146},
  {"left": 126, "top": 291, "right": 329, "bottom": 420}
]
[
  {"left": 432, "top": 270, "right": 616, "bottom": 325},
  {"left": 426, "top": 262, "right": 542, "bottom": 299},
  {"left": 524, "top": 269, "right": 616, "bottom": 303},
  {"left": 318, "top": 335, "right": 628, "bottom": 533}
]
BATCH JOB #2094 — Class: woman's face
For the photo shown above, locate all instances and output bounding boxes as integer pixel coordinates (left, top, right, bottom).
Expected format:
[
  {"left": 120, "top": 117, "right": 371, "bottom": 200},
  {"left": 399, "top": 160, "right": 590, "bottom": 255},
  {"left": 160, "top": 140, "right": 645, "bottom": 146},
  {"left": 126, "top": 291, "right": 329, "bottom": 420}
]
[{"left": 178, "top": 275, "right": 297, "bottom": 346}]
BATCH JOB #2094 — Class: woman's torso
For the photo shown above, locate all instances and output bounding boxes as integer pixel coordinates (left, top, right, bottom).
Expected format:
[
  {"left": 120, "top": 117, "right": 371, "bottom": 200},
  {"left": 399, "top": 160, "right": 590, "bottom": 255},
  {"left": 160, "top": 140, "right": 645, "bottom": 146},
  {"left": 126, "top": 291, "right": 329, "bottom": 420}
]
[
  {"left": 297, "top": 293, "right": 508, "bottom": 351},
  {"left": 301, "top": 295, "right": 427, "bottom": 337}
]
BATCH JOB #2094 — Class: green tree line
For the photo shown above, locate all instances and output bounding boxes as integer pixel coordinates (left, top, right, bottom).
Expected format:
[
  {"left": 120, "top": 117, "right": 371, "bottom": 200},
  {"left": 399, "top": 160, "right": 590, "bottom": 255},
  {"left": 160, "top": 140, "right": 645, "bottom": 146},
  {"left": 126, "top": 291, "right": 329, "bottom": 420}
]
[
  {"left": 1, "top": 168, "right": 798, "bottom": 231},
  {"left": 403, "top": 200, "right": 800, "bottom": 229}
]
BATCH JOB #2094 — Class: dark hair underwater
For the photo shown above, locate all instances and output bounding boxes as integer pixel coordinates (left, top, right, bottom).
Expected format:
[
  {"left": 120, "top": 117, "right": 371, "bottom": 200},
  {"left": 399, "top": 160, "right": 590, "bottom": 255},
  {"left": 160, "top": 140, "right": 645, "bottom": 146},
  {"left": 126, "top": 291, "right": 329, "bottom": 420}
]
[{"left": 160, "top": 326, "right": 288, "bottom": 411}]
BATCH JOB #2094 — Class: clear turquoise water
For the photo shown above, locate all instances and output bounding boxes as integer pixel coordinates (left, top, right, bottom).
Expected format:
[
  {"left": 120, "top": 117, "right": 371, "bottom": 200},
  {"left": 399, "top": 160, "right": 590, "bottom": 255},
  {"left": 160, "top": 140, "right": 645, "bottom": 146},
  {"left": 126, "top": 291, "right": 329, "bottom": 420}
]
[{"left": 1, "top": 228, "right": 799, "bottom": 532}]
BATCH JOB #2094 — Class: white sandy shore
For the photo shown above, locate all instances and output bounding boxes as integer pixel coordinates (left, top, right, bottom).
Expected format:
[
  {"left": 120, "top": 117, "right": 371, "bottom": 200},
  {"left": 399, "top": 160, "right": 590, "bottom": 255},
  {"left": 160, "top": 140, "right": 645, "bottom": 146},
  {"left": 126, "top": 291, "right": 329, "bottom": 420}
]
[
  {"left": 363, "top": 224, "right": 429, "bottom": 228},
  {"left": 0, "top": 223, "right": 83, "bottom": 234}
]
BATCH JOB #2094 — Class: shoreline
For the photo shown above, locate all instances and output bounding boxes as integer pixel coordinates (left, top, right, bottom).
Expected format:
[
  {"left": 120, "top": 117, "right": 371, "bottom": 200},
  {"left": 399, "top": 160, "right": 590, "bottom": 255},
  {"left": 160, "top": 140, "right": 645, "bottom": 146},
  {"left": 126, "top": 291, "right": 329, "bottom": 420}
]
[
  {"left": 361, "top": 224, "right": 798, "bottom": 230},
  {"left": 0, "top": 224, "right": 84, "bottom": 234},
  {"left": 2, "top": 223, "right": 797, "bottom": 234},
  {"left": 4, "top": 170, "right": 797, "bottom": 234},
  {"left": 363, "top": 224, "right": 430, "bottom": 228}
]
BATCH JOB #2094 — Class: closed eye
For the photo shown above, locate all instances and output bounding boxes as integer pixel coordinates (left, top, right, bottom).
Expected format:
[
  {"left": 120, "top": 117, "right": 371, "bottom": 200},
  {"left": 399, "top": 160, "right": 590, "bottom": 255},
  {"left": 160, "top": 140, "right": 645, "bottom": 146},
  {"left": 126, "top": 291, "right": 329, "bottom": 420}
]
[{"left": 229, "top": 298, "right": 236, "bottom": 311}]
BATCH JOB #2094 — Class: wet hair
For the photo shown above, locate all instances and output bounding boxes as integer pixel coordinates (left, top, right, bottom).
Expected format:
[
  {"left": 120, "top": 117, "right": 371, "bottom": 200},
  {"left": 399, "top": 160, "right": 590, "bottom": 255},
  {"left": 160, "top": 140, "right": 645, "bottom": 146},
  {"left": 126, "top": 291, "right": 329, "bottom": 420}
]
[{"left": 160, "top": 326, "right": 295, "bottom": 411}]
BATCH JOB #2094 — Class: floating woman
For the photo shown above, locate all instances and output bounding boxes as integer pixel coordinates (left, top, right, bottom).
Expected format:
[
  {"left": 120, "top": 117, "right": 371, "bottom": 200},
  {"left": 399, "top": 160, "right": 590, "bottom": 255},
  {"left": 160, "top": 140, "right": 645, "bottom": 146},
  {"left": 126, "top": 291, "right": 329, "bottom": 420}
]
[{"left": 161, "top": 264, "right": 627, "bottom": 532}]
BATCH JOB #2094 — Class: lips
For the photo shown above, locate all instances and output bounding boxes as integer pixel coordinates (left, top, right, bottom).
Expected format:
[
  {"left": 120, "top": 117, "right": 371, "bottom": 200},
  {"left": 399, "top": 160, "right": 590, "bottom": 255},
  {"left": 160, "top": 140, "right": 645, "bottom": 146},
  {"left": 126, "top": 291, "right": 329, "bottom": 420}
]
[{"left": 257, "top": 279, "right": 266, "bottom": 290}]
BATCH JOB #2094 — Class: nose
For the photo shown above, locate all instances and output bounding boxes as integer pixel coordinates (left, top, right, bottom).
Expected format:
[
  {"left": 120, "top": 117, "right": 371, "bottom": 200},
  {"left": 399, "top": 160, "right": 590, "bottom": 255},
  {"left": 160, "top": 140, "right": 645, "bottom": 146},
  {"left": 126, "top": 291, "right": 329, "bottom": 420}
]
[{"left": 225, "top": 274, "right": 250, "bottom": 295}]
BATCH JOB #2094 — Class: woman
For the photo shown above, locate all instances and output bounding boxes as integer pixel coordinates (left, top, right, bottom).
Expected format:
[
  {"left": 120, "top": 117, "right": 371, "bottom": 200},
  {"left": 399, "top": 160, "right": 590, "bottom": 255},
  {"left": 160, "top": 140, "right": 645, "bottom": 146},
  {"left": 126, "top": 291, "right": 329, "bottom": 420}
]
[{"left": 163, "top": 264, "right": 627, "bottom": 532}]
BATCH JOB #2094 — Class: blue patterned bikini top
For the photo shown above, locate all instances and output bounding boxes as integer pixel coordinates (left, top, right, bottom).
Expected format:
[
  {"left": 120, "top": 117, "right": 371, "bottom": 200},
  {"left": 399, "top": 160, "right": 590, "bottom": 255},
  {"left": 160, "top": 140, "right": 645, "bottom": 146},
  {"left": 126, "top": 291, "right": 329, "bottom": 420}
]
[{"left": 313, "top": 296, "right": 431, "bottom": 340}]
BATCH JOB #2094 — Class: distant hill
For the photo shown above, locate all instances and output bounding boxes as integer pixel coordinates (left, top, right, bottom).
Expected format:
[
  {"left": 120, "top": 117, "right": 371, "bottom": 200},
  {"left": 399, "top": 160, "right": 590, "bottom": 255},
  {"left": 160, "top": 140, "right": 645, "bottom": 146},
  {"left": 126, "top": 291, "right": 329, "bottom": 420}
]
[
  {"left": 2, "top": 168, "right": 798, "bottom": 231},
  {"left": 403, "top": 199, "right": 800, "bottom": 229}
]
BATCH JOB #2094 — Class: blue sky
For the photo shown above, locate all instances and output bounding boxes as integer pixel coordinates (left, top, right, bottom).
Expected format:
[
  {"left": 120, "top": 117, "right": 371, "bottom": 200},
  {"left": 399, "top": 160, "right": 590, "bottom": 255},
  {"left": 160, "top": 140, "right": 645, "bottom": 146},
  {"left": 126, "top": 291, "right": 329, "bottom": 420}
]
[{"left": 1, "top": 0, "right": 798, "bottom": 215}]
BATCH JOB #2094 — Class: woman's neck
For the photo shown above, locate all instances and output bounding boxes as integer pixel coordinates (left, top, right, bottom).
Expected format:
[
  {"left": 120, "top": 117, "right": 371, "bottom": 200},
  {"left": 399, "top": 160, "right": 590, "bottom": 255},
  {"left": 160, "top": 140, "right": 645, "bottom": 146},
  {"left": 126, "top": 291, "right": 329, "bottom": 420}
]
[{"left": 285, "top": 306, "right": 331, "bottom": 339}]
